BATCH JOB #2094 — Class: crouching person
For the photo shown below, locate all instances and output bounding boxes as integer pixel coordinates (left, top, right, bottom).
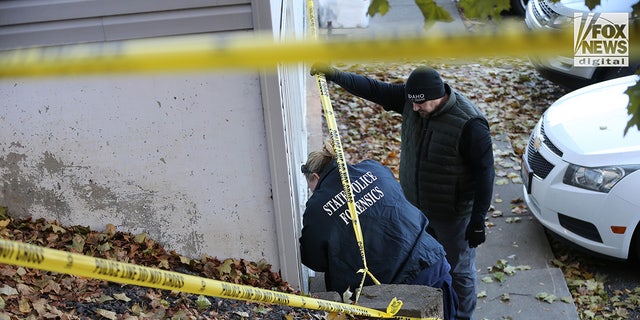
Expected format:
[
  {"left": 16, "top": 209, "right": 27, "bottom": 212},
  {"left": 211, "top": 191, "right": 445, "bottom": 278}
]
[{"left": 299, "top": 141, "right": 458, "bottom": 320}]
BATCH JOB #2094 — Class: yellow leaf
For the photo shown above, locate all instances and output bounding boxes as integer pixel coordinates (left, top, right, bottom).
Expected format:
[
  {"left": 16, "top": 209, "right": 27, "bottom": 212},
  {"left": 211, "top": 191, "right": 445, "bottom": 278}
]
[
  {"left": 179, "top": 255, "right": 192, "bottom": 264},
  {"left": 195, "top": 295, "right": 211, "bottom": 310},
  {"left": 18, "top": 297, "right": 31, "bottom": 313},
  {"left": 104, "top": 224, "right": 117, "bottom": 237},
  {"left": 134, "top": 233, "right": 146, "bottom": 243},
  {"left": 70, "top": 234, "right": 85, "bottom": 252},
  {"left": 157, "top": 259, "right": 169, "bottom": 269},
  {"left": 130, "top": 303, "right": 143, "bottom": 316},
  {"left": 97, "top": 242, "right": 111, "bottom": 252},
  {"left": 219, "top": 259, "right": 233, "bottom": 274},
  {"left": 51, "top": 224, "right": 66, "bottom": 234}
]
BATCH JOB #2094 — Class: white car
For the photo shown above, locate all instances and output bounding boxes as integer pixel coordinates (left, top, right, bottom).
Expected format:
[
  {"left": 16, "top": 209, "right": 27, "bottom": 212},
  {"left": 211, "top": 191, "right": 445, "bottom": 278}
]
[
  {"left": 524, "top": 0, "right": 639, "bottom": 90},
  {"left": 522, "top": 75, "right": 640, "bottom": 260}
]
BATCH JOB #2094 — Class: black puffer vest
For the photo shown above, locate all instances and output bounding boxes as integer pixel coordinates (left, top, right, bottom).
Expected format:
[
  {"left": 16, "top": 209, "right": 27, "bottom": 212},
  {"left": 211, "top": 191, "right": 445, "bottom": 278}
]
[{"left": 399, "top": 85, "right": 487, "bottom": 221}]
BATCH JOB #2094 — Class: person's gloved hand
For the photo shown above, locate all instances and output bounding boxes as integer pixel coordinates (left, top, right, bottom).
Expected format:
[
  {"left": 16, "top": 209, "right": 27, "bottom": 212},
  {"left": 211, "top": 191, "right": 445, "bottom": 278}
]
[
  {"left": 465, "top": 215, "right": 486, "bottom": 248},
  {"left": 309, "top": 62, "right": 337, "bottom": 80}
]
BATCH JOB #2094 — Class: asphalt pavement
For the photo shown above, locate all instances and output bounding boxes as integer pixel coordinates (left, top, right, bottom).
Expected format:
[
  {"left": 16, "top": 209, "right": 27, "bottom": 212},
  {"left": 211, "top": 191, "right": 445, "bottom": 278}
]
[{"left": 313, "top": 0, "right": 580, "bottom": 319}]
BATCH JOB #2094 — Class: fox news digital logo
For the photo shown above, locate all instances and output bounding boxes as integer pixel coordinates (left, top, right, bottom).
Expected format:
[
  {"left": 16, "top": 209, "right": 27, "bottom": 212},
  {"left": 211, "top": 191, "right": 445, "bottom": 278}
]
[{"left": 574, "top": 12, "right": 629, "bottom": 67}]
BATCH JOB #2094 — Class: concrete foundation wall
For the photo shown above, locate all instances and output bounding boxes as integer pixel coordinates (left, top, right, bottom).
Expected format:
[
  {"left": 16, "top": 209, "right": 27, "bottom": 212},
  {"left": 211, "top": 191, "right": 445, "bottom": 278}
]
[{"left": 0, "top": 71, "right": 279, "bottom": 264}]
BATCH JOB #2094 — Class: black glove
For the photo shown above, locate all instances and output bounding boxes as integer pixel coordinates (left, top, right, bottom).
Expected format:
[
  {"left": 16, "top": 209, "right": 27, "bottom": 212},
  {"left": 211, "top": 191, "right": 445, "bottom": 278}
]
[
  {"left": 309, "top": 62, "right": 337, "bottom": 80},
  {"left": 465, "top": 215, "right": 486, "bottom": 248}
]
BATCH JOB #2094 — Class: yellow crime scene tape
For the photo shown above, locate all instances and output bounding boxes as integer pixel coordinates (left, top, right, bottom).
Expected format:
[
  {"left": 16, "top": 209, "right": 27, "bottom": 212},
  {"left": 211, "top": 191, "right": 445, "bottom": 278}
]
[
  {"left": 307, "top": 0, "right": 382, "bottom": 306},
  {"left": 0, "top": 238, "right": 425, "bottom": 319},
  {"left": 4, "top": 20, "right": 637, "bottom": 78},
  {"left": 2, "top": 5, "right": 637, "bottom": 320}
]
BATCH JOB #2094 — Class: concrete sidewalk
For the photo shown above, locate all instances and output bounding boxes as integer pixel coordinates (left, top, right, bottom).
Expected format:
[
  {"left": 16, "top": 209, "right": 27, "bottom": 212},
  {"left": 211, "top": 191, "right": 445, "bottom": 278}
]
[
  {"left": 310, "top": 1, "right": 580, "bottom": 319},
  {"left": 475, "top": 134, "right": 578, "bottom": 319}
]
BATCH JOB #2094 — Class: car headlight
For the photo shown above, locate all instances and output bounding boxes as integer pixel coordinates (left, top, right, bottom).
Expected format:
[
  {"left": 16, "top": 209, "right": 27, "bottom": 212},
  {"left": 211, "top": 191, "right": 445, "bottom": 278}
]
[{"left": 563, "top": 165, "right": 639, "bottom": 193}]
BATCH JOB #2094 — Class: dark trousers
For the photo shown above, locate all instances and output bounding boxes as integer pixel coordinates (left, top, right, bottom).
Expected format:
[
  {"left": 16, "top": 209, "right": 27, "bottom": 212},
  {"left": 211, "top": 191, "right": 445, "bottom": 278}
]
[{"left": 410, "top": 256, "right": 459, "bottom": 320}]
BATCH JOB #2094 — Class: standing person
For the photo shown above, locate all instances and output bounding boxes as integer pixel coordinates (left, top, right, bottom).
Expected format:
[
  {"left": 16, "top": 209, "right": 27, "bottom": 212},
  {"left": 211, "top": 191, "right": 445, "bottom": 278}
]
[
  {"left": 310, "top": 64, "right": 495, "bottom": 320},
  {"left": 299, "top": 141, "right": 458, "bottom": 320}
]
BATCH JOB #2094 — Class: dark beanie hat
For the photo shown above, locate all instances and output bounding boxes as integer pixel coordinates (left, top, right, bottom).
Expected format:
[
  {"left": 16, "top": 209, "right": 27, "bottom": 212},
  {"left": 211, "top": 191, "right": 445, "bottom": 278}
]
[{"left": 405, "top": 66, "right": 445, "bottom": 103}]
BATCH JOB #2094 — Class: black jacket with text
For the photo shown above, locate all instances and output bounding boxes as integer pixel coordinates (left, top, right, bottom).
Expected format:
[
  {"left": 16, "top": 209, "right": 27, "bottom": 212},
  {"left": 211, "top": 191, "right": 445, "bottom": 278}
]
[{"left": 299, "top": 160, "right": 445, "bottom": 294}]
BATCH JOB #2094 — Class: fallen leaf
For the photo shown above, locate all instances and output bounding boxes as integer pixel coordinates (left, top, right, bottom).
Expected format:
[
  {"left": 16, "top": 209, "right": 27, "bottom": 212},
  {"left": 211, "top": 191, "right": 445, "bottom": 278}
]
[
  {"left": 18, "top": 298, "right": 31, "bottom": 313},
  {"left": 95, "top": 308, "right": 117, "bottom": 320},
  {"left": 195, "top": 295, "right": 211, "bottom": 310},
  {"left": 493, "top": 272, "right": 506, "bottom": 283},
  {"left": 233, "top": 311, "right": 250, "bottom": 318},
  {"left": 0, "top": 285, "right": 18, "bottom": 296},
  {"left": 561, "top": 296, "right": 574, "bottom": 303},
  {"left": 95, "top": 294, "right": 114, "bottom": 303},
  {"left": 114, "top": 293, "right": 131, "bottom": 302},
  {"left": 536, "top": 292, "right": 558, "bottom": 304},
  {"left": 134, "top": 233, "right": 146, "bottom": 244}
]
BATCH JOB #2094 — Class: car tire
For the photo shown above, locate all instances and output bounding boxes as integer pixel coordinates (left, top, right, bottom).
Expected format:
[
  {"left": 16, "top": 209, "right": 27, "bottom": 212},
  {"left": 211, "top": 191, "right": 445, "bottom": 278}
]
[
  {"left": 630, "top": 223, "right": 640, "bottom": 263},
  {"left": 510, "top": 0, "right": 528, "bottom": 16}
]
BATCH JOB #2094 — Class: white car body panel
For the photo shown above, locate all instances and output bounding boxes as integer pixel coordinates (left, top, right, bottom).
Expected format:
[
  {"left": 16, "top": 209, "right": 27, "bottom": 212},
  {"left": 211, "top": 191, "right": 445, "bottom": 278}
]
[
  {"left": 550, "top": 0, "right": 638, "bottom": 14},
  {"left": 545, "top": 76, "right": 640, "bottom": 166},
  {"left": 522, "top": 75, "right": 640, "bottom": 259}
]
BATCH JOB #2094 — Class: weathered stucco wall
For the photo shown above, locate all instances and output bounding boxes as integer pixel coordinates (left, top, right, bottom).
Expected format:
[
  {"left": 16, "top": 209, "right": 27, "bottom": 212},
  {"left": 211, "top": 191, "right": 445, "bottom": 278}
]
[{"left": 0, "top": 71, "right": 280, "bottom": 266}]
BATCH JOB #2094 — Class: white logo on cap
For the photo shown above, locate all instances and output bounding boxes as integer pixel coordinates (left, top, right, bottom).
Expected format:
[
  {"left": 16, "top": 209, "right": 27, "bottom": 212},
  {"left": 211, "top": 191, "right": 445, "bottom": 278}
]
[{"left": 408, "top": 93, "right": 425, "bottom": 101}]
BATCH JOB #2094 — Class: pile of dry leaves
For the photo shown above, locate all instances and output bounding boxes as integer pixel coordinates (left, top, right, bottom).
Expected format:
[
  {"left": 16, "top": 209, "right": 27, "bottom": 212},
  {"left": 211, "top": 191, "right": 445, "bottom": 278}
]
[{"left": 0, "top": 207, "right": 324, "bottom": 319}]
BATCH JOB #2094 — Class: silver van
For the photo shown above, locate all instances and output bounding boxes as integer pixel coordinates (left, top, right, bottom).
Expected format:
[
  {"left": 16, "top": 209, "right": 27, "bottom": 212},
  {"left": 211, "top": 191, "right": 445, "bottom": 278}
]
[{"left": 524, "top": 0, "right": 639, "bottom": 90}]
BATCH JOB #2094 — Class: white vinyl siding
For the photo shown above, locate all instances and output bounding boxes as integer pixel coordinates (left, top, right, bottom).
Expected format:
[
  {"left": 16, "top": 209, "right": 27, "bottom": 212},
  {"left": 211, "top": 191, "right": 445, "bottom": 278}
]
[
  {"left": 0, "top": 0, "right": 310, "bottom": 290},
  {"left": 0, "top": 0, "right": 252, "bottom": 50}
]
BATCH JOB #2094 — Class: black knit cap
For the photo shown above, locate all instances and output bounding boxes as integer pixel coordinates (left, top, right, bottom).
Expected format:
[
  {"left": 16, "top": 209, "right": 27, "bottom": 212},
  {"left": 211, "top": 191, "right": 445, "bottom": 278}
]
[{"left": 405, "top": 66, "right": 445, "bottom": 103}]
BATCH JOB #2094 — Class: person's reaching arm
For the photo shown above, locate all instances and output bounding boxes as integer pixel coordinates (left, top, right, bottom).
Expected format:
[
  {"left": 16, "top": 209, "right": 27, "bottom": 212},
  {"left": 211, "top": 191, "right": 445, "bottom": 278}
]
[{"left": 310, "top": 63, "right": 406, "bottom": 113}]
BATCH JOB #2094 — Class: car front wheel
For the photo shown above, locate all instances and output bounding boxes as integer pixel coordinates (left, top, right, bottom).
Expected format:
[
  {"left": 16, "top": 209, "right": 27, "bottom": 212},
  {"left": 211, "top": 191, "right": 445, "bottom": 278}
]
[{"left": 632, "top": 224, "right": 640, "bottom": 263}]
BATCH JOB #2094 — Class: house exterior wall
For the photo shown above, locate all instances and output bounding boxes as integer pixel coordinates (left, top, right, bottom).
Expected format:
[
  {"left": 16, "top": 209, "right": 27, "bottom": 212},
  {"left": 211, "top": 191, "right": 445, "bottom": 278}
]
[{"left": 0, "top": 0, "right": 309, "bottom": 289}]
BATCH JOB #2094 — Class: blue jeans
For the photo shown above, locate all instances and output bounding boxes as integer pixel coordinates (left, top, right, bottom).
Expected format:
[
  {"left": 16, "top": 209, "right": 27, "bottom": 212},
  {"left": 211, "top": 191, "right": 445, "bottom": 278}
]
[
  {"left": 429, "top": 216, "right": 477, "bottom": 320},
  {"left": 410, "top": 256, "right": 459, "bottom": 320}
]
